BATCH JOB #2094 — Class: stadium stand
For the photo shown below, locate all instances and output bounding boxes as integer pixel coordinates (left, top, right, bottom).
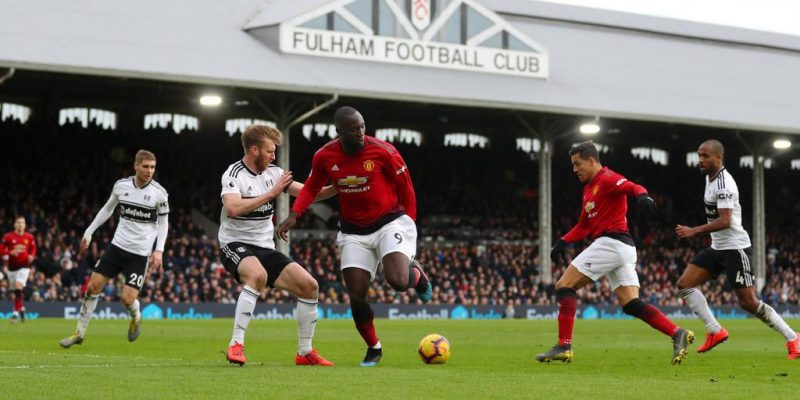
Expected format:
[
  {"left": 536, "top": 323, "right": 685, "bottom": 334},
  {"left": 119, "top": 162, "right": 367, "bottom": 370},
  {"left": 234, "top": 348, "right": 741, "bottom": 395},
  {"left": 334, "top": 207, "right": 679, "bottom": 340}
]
[{"left": 1, "top": 120, "right": 798, "bottom": 306}]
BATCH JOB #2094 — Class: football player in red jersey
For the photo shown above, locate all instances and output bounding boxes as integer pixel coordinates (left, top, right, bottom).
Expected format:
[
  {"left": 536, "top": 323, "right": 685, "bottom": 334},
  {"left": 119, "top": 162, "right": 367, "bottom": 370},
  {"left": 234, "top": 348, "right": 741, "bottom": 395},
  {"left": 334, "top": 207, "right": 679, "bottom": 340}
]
[
  {"left": 537, "top": 141, "right": 693, "bottom": 365},
  {"left": 2, "top": 216, "right": 36, "bottom": 323},
  {"left": 278, "top": 106, "right": 431, "bottom": 367}
]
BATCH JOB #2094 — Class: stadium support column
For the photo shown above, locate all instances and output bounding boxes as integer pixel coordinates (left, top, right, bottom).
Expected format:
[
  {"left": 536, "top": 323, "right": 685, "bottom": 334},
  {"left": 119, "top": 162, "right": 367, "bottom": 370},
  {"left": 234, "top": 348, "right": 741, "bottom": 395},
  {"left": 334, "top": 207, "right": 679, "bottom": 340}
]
[
  {"left": 739, "top": 133, "right": 766, "bottom": 292},
  {"left": 516, "top": 114, "right": 555, "bottom": 285},
  {"left": 252, "top": 94, "right": 339, "bottom": 255},
  {"left": 539, "top": 137, "right": 553, "bottom": 285},
  {"left": 752, "top": 145, "right": 766, "bottom": 293}
]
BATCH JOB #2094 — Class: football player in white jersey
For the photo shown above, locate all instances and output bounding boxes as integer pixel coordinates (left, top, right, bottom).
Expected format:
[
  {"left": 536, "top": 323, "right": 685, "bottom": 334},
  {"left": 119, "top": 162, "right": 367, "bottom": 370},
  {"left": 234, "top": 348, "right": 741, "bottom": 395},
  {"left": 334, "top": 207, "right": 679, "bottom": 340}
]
[
  {"left": 220, "top": 125, "right": 336, "bottom": 366},
  {"left": 60, "top": 150, "right": 169, "bottom": 348},
  {"left": 675, "top": 139, "right": 799, "bottom": 359}
]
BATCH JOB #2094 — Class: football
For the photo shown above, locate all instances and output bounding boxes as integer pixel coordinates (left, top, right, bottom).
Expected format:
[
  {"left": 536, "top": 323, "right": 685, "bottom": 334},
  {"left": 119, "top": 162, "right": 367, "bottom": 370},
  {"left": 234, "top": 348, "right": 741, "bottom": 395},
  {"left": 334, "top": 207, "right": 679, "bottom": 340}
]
[{"left": 418, "top": 334, "right": 451, "bottom": 364}]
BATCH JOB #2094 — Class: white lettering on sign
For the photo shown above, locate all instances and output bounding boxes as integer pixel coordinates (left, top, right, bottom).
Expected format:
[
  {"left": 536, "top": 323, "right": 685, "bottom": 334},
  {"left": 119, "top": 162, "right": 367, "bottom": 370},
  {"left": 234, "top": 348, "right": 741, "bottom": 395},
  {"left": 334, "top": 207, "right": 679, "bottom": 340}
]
[
  {"left": 277, "top": 0, "right": 548, "bottom": 79},
  {"left": 281, "top": 27, "right": 547, "bottom": 78}
]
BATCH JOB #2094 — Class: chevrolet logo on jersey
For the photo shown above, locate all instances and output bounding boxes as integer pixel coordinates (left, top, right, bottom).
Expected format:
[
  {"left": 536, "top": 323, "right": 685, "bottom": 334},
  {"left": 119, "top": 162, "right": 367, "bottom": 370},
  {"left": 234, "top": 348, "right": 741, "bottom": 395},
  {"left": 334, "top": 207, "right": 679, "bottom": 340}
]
[{"left": 338, "top": 176, "right": 368, "bottom": 187}]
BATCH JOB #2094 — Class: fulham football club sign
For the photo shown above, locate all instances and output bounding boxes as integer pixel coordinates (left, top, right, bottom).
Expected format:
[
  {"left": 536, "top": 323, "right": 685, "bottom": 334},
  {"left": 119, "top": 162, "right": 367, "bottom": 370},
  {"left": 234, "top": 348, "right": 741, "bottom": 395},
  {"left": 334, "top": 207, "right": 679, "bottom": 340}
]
[{"left": 278, "top": 0, "right": 549, "bottom": 79}]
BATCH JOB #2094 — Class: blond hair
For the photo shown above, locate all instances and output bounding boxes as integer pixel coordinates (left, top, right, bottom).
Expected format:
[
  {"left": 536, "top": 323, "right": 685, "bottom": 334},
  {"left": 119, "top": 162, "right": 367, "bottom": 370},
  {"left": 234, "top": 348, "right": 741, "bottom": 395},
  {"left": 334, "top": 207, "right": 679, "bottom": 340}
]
[
  {"left": 242, "top": 124, "right": 282, "bottom": 152},
  {"left": 135, "top": 149, "right": 156, "bottom": 164}
]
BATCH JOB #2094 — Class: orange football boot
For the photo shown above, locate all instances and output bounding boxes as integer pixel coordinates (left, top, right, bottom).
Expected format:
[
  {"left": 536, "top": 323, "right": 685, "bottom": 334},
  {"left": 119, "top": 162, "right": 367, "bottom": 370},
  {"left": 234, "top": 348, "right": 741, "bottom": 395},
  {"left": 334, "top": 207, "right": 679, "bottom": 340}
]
[
  {"left": 697, "top": 327, "right": 729, "bottom": 353},
  {"left": 296, "top": 349, "right": 334, "bottom": 366},
  {"left": 227, "top": 342, "right": 246, "bottom": 366},
  {"left": 787, "top": 333, "right": 800, "bottom": 360}
]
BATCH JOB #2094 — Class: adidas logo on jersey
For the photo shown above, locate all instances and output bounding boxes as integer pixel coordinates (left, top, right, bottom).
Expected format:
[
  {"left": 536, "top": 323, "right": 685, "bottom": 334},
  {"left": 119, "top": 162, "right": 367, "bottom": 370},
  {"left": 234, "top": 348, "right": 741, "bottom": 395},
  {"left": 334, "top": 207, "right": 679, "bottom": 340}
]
[{"left": 332, "top": 164, "right": 339, "bottom": 171}]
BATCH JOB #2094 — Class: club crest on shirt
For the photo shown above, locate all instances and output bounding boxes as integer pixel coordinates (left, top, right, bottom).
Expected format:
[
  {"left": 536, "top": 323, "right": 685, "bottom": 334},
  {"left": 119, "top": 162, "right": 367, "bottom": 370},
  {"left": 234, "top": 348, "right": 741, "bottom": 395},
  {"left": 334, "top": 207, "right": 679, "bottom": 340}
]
[
  {"left": 363, "top": 160, "right": 375, "bottom": 172},
  {"left": 592, "top": 185, "right": 599, "bottom": 196}
]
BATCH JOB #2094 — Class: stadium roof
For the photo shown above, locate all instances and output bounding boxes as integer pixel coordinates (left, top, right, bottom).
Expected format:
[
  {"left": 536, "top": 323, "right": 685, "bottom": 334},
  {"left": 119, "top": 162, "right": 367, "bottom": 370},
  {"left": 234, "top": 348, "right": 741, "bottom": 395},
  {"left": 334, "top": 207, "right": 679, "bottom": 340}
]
[{"left": 1, "top": 0, "right": 799, "bottom": 134}]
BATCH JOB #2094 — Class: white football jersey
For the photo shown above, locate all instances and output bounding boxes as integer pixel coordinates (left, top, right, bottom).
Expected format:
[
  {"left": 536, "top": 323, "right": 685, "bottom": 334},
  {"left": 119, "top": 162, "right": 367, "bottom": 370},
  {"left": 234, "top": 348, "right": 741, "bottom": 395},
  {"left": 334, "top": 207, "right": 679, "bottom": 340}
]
[
  {"left": 218, "top": 160, "right": 284, "bottom": 249},
  {"left": 110, "top": 177, "right": 170, "bottom": 256},
  {"left": 703, "top": 168, "right": 751, "bottom": 250}
]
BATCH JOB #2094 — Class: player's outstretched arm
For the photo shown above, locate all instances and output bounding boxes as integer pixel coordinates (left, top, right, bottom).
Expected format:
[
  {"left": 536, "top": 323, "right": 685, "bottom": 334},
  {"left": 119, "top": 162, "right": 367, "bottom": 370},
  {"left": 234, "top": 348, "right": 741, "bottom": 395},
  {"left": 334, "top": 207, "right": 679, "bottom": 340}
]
[
  {"left": 635, "top": 194, "right": 657, "bottom": 219},
  {"left": 561, "top": 207, "right": 590, "bottom": 245},
  {"left": 1, "top": 239, "right": 8, "bottom": 269},
  {"left": 281, "top": 152, "right": 331, "bottom": 241},
  {"left": 0, "top": 240, "right": 7, "bottom": 267},
  {"left": 550, "top": 239, "right": 568, "bottom": 265},
  {"left": 81, "top": 193, "right": 119, "bottom": 254},
  {"left": 286, "top": 181, "right": 337, "bottom": 202},
  {"left": 223, "top": 171, "right": 292, "bottom": 217},
  {"left": 676, "top": 208, "right": 732, "bottom": 238},
  {"left": 27, "top": 236, "right": 36, "bottom": 265},
  {"left": 276, "top": 211, "right": 297, "bottom": 242},
  {"left": 149, "top": 213, "right": 168, "bottom": 273},
  {"left": 388, "top": 149, "right": 417, "bottom": 220},
  {"left": 316, "top": 185, "right": 338, "bottom": 201},
  {"left": 611, "top": 175, "right": 656, "bottom": 219}
]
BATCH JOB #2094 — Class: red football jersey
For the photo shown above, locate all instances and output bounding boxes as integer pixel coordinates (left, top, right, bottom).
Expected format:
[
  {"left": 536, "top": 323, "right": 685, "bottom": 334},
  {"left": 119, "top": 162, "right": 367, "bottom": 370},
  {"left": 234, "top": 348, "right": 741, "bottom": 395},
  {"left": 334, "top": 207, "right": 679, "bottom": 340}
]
[
  {"left": 561, "top": 167, "right": 647, "bottom": 243},
  {"left": 2, "top": 231, "right": 36, "bottom": 270},
  {"left": 293, "top": 137, "right": 416, "bottom": 234}
]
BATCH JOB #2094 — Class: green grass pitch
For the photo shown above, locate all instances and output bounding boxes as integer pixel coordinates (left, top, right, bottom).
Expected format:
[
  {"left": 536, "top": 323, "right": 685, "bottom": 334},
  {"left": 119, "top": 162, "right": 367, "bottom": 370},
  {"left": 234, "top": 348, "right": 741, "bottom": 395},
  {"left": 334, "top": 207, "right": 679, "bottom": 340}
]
[{"left": 1, "top": 318, "right": 798, "bottom": 399}]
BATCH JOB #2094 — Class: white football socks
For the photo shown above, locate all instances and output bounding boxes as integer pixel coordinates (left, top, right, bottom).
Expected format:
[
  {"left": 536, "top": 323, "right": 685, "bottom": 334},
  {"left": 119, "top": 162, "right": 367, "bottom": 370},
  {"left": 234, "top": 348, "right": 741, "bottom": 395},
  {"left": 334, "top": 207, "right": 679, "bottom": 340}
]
[
  {"left": 679, "top": 288, "right": 722, "bottom": 333},
  {"left": 76, "top": 294, "right": 99, "bottom": 337},
  {"left": 756, "top": 301, "right": 799, "bottom": 342},
  {"left": 297, "top": 298, "right": 318, "bottom": 356},
  {"left": 127, "top": 299, "right": 141, "bottom": 320},
  {"left": 230, "top": 285, "right": 259, "bottom": 346}
]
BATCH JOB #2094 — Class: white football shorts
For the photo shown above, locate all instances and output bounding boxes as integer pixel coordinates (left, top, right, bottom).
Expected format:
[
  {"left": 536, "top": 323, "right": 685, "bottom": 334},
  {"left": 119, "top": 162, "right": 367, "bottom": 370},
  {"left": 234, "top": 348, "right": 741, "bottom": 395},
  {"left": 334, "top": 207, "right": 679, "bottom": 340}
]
[
  {"left": 571, "top": 236, "right": 639, "bottom": 290},
  {"left": 7, "top": 268, "right": 31, "bottom": 287},
  {"left": 336, "top": 215, "right": 417, "bottom": 279}
]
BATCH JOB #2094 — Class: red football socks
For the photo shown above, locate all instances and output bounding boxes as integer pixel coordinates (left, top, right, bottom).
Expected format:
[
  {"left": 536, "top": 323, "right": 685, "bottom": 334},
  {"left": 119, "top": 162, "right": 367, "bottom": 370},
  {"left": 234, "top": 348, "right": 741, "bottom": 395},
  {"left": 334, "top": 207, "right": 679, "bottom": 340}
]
[
  {"left": 556, "top": 288, "right": 577, "bottom": 345},
  {"left": 352, "top": 300, "right": 379, "bottom": 347}
]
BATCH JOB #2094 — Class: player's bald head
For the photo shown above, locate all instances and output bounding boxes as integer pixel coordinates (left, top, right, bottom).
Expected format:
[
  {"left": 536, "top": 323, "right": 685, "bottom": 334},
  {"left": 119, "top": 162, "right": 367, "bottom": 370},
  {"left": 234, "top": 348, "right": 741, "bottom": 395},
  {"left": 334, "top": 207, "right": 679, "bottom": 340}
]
[
  {"left": 700, "top": 139, "right": 724, "bottom": 157},
  {"left": 334, "top": 106, "right": 360, "bottom": 128},
  {"left": 697, "top": 139, "right": 725, "bottom": 175}
]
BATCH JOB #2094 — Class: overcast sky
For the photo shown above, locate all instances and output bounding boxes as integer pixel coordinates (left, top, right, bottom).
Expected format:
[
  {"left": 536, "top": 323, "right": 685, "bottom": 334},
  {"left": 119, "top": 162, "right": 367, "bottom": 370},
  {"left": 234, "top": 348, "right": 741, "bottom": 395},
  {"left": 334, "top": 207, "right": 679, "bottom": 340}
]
[{"left": 538, "top": 0, "right": 800, "bottom": 36}]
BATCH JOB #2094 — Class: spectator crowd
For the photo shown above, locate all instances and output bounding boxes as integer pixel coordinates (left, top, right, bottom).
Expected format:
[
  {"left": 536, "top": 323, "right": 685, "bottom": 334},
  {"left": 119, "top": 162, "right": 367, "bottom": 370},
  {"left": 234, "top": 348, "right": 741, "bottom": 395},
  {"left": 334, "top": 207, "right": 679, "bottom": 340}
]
[{"left": 2, "top": 120, "right": 798, "bottom": 307}]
